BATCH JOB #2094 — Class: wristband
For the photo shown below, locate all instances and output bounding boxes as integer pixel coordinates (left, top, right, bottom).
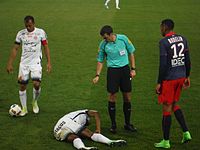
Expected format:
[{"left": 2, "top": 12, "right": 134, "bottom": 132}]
[
  {"left": 131, "top": 67, "right": 136, "bottom": 70},
  {"left": 95, "top": 74, "right": 100, "bottom": 77}
]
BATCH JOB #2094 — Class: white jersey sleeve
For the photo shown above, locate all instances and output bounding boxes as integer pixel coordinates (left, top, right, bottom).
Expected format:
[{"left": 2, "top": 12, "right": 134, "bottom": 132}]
[
  {"left": 40, "top": 29, "right": 48, "bottom": 43},
  {"left": 15, "top": 31, "right": 22, "bottom": 44}
]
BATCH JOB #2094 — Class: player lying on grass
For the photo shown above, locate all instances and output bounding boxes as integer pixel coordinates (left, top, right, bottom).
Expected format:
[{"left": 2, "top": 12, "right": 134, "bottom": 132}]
[{"left": 53, "top": 109, "right": 126, "bottom": 150}]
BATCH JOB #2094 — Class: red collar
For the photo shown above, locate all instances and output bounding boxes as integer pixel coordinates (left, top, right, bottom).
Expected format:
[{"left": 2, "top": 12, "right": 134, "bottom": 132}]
[{"left": 165, "top": 32, "right": 175, "bottom": 37}]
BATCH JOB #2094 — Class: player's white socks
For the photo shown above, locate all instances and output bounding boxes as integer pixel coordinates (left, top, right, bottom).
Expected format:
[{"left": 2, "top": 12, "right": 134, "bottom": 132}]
[
  {"left": 91, "top": 133, "right": 112, "bottom": 144},
  {"left": 19, "top": 90, "right": 27, "bottom": 109},
  {"left": 73, "top": 138, "right": 85, "bottom": 149},
  {"left": 105, "top": 0, "right": 110, "bottom": 5},
  {"left": 33, "top": 87, "right": 41, "bottom": 101},
  {"left": 116, "top": 0, "right": 120, "bottom": 8}
]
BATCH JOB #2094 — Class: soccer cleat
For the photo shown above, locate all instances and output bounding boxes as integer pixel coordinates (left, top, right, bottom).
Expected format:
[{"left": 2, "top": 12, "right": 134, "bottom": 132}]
[
  {"left": 109, "top": 140, "right": 127, "bottom": 147},
  {"left": 32, "top": 100, "right": 39, "bottom": 114},
  {"left": 124, "top": 124, "right": 137, "bottom": 132},
  {"left": 181, "top": 131, "right": 192, "bottom": 143},
  {"left": 154, "top": 139, "right": 170, "bottom": 149},
  {"left": 79, "top": 147, "right": 98, "bottom": 150},
  {"left": 19, "top": 107, "right": 28, "bottom": 117},
  {"left": 105, "top": 4, "right": 109, "bottom": 9},
  {"left": 116, "top": 7, "right": 120, "bottom": 9}
]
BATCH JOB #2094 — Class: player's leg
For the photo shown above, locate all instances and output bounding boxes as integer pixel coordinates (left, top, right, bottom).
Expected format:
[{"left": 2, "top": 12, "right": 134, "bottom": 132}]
[
  {"left": 67, "top": 134, "right": 87, "bottom": 150},
  {"left": 107, "top": 67, "right": 120, "bottom": 133},
  {"left": 173, "top": 78, "right": 192, "bottom": 143},
  {"left": 115, "top": 0, "right": 120, "bottom": 9},
  {"left": 19, "top": 83, "right": 28, "bottom": 116},
  {"left": 120, "top": 65, "right": 136, "bottom": 132},
  {"left": 69, "top": 129, "right": 97, "bottom": 150},
  {"left": 122, "top": 92, "right": 137, "bottom": 132},
  {"left": 154, "top": 103, "right": 172, "bottom": 148},
  {"left": 18, "top": 64, "right": 29, "bottom": 116},
  {"left": 173, "top": 104, "right": 192, "bottom": 143},
  {"left": 108, "top": 93, "right": 117, "bottom": 133},
  {"left": 31, "top": 65, "right": 42, "bottom": 113},
  {"left": 32, "top": 80, "right": 41, "bottom": 113},
  {"left": 104, "top": 0, "right": 110, "bottom": 9},
  {"left": 81, "top": 128, "right": 126, "bottom": 147}
]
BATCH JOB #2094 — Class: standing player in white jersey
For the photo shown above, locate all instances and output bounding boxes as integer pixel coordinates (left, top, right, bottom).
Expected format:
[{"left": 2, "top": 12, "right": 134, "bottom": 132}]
[
  {"left": 53, "top": 109, "right": 126, "bottom": 150},
  {"left": 104, "top": 0, "right": 120, "bottom": 9},
  {"left": 7, "top": 15, "right": 51, "bottom": 116}
]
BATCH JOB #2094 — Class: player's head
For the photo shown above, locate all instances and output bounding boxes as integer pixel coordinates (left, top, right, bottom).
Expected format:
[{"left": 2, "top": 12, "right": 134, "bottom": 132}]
[
  {"left": 24, "top": 15, "right": 35, "bottom": 32},
  {"left": 100, "top": 25, "right": 114, "bottom": 41},
  {"left": 160, "top": 19, "right": 174, "bottom": 36}
]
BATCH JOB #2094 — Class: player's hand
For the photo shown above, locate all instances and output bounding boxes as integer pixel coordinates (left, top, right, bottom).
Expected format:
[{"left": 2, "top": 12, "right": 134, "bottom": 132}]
[
  {"left": 156, "top": 84, "right": 161, "bottom": 94},
  {"left": 183, "top": 77, "right": 190, "bottom": 89},
  {"left": 6, "top": 64, "right": 13, "bottom": 74},
  {"left": 46, "top": 63, "right": 52, "bottom": 73},
  {"left": 130, "top": 70, "right": 136, "bottom": 79},
  {"left": 92, "top": 76, "right": 99, "bottom": 84}
]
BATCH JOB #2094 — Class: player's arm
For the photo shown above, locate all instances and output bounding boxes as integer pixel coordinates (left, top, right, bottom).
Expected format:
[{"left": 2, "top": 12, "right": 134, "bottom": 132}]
[
  {"left": 183, "top": 45, "right": 191, "bottom": 89},
  {"left": 87, "top": 110, "right": 101, "bottom": 133},
  {"left": 93, "top": 62, "right": 103, "bottom": 84},
  {"left": 156, "top": 42, "right": 168, "bottom": 94},
  {"left": 7, "top": 43, "right": 20, "bottom": 73},
  {"left": 129, "top": 53, "right": 136, "bottom": 78},
  {"left": 93, "top": 44, "right": 105, "bottom": 84},
  {"left": 43, "top": 43, "right": 52, "bottom": 73},
  {"left": 124, "top": 35, "right": 136, "bottom": 78}
]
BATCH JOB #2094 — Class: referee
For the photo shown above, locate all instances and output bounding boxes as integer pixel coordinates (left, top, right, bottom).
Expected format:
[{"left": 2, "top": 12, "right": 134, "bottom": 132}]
[{"left": 93, "top": 25, "right": 137, "bottom": 133}]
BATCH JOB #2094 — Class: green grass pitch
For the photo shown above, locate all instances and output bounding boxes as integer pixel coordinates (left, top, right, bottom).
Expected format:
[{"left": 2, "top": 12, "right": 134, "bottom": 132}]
[{"left": 0, "top": 0, "right": 200, "bottom": 149}]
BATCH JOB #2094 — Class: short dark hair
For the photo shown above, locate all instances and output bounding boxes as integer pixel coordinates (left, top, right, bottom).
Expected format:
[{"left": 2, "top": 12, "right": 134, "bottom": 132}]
[
  {"left": 100, "top": 25, "right": 113, "bottom": 36},
  {"left": 161, "top": 19, "right": 174, "bottom": 30},
  {"left": 24, "top": 15, "right": 35, "bottom": 23}
]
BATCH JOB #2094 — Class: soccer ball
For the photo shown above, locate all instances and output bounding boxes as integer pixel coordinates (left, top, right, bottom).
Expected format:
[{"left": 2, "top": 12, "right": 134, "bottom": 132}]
[{"left": 9, "top": 104, "right": 22, "bottom": 116}]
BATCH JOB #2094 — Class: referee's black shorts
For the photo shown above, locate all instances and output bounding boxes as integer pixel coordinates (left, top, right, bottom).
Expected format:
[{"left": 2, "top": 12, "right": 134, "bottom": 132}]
[{"left": 107, "top": 65, "right": 132, "bottom": 94}]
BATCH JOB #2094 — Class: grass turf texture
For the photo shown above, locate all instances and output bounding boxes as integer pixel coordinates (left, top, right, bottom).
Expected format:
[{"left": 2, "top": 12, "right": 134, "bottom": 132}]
[{"left": 0, "top": 0, "right": 200, "bottom": 149}]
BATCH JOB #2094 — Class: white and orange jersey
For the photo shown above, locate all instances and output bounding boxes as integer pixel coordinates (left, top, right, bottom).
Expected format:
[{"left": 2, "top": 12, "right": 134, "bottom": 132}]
[{"left": 15, "top": 27, "right": 47, "bottom": 65}]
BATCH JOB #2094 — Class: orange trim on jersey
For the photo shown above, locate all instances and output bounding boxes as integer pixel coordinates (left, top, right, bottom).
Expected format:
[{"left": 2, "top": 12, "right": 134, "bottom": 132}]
[
  {"left": 42, "top": 40, "right": 47, "bottom": 45},
  {"left": 165, "top": 32, "right": 176, "bottom": 37}
]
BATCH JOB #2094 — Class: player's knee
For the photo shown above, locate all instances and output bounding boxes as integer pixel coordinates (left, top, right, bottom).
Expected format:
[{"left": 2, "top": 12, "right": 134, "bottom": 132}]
[
  {"left": 19, "top": 84, "right": 26, "bottom": 91},
  {"left": 123, "top": 97, "right": 131, "bottom": 102},
  {"left": 173, "top": 105, "right": 180, "bottom": 112},
  {"left": 54, "top": 128, "right": 73, "bottom": 141},
  {"left": 33, "top": 81, "right": 40, "bottom": 90},
  {"left": 67, "top": 134, "right": 79, "bottom": 142},
  {"left": 163, "top": 111, "right": 171, "bottom": 116},
  {"left": 162, "top": 103, "right": 172, "bottom": 112},
  {"left": 109, "top": 93, "right": 117, "bottom": 101},
  {"left": 122, "top": 92, "right": 131, "bottom": 102}
]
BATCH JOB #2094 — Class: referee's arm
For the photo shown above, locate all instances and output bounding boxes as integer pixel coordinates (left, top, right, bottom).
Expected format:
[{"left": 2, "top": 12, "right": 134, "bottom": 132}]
[{"left": 129, "top": 53, "right": 136, "bottom": 78}]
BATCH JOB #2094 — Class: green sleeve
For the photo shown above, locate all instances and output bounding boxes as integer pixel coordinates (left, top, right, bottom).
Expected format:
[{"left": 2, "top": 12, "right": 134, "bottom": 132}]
[
  {"left": 97, "top": 41, "right": 106, "bottom": 62},
  {"left": 124, "top": 35, "right": 136, "bottom": 54}
]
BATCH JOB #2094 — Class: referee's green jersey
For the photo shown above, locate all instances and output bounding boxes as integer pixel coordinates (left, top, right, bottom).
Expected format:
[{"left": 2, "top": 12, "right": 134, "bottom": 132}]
[{"left": 97, "top": 34, "right": 135, "bottom": 68}]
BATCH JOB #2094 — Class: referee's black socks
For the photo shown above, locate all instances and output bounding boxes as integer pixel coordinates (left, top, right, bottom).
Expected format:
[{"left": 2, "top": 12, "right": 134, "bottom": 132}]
[
  {"left": 108, "top": 101, "right": 116, "bottom": 128},
  {"left": 123, "top": 102, "right": 131, "bottom": 125}
]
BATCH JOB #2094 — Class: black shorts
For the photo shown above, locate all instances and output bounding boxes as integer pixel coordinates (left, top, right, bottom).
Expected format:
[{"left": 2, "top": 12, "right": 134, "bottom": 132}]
[{"left": 107, "top": 65, "right": 132, "bottom": 93}]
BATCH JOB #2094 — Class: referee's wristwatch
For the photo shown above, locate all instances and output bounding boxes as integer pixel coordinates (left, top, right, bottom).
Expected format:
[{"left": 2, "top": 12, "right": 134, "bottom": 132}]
[{"left": 131, "top": 67, "right": 136, "bottom": 71}]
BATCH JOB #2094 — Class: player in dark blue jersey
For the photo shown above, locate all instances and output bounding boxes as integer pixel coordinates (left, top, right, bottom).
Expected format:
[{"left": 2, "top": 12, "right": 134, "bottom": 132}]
[{"left": 155, "top": 19, "right": 192, "bottom": 149}]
